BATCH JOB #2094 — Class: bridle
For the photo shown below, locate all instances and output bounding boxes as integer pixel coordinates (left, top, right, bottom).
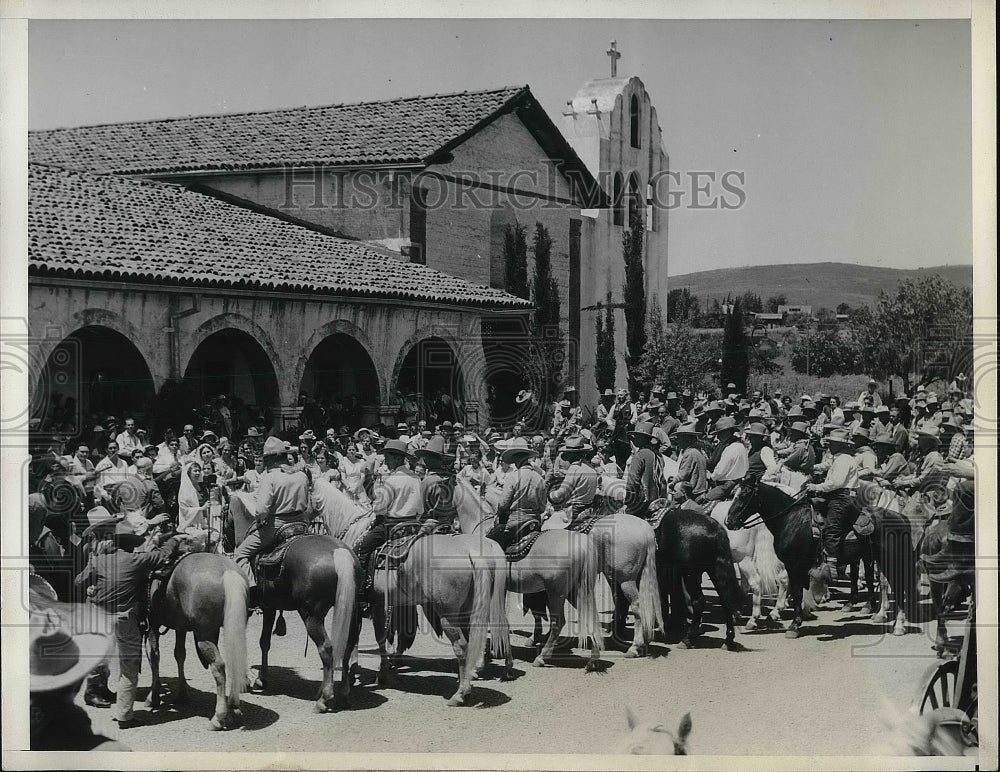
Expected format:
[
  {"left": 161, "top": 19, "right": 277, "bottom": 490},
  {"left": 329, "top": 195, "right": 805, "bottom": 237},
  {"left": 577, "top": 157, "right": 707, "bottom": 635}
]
[{"left": 729, "top": 480, "right": 811, "bottom": 531}]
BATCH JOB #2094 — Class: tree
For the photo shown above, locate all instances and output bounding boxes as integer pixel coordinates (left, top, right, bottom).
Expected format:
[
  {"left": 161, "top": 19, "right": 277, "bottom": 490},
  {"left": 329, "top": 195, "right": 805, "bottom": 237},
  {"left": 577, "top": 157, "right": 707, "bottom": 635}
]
[
  {"left": 595, "top": 291, "right": 617, "bottom": 393},
  {"left": 667, "top": 287, "right": 700, "bottom": 322},
  {"left": 502, "top": 223, "right": 529, "bottom": 300},
  {"left": 836, "top": 302, "right": 852, "bottom": 315},
  {"left": 622, "top": 216, "right": 646, "bottom": 392},
  {"left": 720, "top": 298, "right": 749, "bottom": 393},
  {"left": 740, "top": 291, "right": 763, "bottom": 315},
  {"left": 530, "top": 223, "right": 564, "bottom": 403},
  {"left": 851, "top": 276, "right": 973, "bottom": 389},
  {"left": 789, "top": 327, "right": 861, "bottom": 377},
  {"left": 766, "top": 293, "right": 788, "bottom": 313},
  {"left": 637, "top": 316, "right": 721, "bottom": 394}
]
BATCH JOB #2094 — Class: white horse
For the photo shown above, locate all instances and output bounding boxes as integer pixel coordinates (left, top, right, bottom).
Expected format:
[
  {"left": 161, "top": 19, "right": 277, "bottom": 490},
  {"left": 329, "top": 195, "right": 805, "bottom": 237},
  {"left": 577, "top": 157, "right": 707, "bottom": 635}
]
[{"left": 616, "top": 708, "right": 692, "bottom": 755}]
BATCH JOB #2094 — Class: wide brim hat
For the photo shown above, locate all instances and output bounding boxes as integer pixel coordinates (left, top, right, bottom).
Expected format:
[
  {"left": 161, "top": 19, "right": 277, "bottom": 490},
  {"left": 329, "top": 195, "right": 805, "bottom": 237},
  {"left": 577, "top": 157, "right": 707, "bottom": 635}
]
[
  {"left": 826, "top": 429, "right": 853, "bottom": 446},
  {"left": 298, "top": 430, "right": 317, "bottom": 443},
  {"left": 559, "top": 435, "right": 594, "bottom": 456},
  {"left": 743, "top": 422, "right": 768, "bottom": 437},
  {"left": 111, "top": 520, "right": 146, "bottom": 547},
  {"left": 501, "top": 446, "right": 537, "bottom": 465},
  {"left": 873, "top": 434, "right": 896, "bottom": 447},
  {"left": 786, "top": 406, "right": 804, "bottom": 419},
  {"left": 705, "top": 401, "right": 725, "bottom": 415},
  {"left": 788, "top": 421, "right": 810, "bottom": 436},
  {"left": 415, "top": 435, "right": 455, "bottom": 467},
  {"left": 916, "top": 429, "right": 941, "bottom": 444},
  {"left": 81, "top": 506, "right": 117, "bottom": 538},
  {"left": 246, "top": 427, "right": 261, "bottom": 437},
  {"left": 652, "top": 427, "right": 671, "bottom": 447},
  {"left": 353, "top": 428, "right": 373, "bottom": 441},
  {"left": 262, "top": 435, "right": 288, "bottom": 457},
  {"left": 646, "top": 398, "right": 664, "bottom": 411},
  {"left": 381, "top": 439, "right": 412, "bottom": 457},
  {"left": 665, "top": 391, "right": 679, "bottom": 401},
  {"left": 874, "top": 405, "right": 890, "bottom": 415},
  {"left": 515, "top": 390, "right": 533, "bottom": 404},
  {"left": 601, "top": 388, "right": 615, "bottom": 398},
  {"left": 713, "top": 416, "right": 739, "bottom": 434},
  {"left": 628, "top": 421, "right": 656, "bottom": 442},
  {"left": 30, "top": 612, "right": 113, "bottom": 693},
  {"left": 851, "top": 426, "right": 871, "bottom": 442},
  {"left": 675, "top": 422, "right": 700, "bottom": 436},
  {"left": 200, "top": 430, "right": 219, "bottom": 445}
]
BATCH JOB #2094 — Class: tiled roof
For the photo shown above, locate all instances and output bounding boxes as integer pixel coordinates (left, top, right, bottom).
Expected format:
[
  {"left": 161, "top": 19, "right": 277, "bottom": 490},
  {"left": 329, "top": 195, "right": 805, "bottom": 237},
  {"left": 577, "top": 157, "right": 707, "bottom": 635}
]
[
  {"left": 29, "top": 87, "right": 529, "bottom": 175},
  {"left": 28, "top": 163, "right": 532, "bottom": 309}
]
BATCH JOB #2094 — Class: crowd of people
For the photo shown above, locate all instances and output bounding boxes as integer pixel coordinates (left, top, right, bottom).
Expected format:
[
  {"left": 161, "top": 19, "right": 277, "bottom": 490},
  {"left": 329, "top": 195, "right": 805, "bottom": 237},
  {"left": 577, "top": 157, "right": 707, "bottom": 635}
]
[{"left": 25, "top": 373, "right": 977, "bottom": 749}]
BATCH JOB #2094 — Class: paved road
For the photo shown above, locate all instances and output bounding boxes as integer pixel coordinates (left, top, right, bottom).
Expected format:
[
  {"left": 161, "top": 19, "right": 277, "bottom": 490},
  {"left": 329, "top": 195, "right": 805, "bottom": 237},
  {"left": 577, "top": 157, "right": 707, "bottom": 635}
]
[{"left": 82, "top": 579, "right": 954, "bottom": 756}]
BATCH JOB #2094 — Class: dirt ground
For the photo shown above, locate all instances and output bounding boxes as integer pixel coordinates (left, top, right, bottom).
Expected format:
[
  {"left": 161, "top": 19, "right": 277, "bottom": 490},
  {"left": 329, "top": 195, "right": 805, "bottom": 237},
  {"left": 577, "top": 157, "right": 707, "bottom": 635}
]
[{"left": 81, "top": 578, "right": 956, "bottom": 757}]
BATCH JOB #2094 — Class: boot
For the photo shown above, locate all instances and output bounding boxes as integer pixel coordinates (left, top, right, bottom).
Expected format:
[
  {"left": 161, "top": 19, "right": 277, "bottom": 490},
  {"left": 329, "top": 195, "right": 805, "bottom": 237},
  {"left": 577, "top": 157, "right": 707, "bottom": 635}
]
[
  {"left": 246, "top": 584, "right": 261, "bottom": 612},
  {"left": 84, "top": 689, "right": 112, "bottom": 708},
  {"left": 923, "top": 540, "right": 975, "bottom": 584}
]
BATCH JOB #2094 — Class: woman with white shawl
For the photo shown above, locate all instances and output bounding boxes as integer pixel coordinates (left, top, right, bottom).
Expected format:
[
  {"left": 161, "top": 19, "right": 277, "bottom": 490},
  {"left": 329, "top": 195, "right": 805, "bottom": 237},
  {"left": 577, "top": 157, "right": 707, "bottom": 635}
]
[{"left": 176, "top": 460, "right": 211, "bottom": 542}]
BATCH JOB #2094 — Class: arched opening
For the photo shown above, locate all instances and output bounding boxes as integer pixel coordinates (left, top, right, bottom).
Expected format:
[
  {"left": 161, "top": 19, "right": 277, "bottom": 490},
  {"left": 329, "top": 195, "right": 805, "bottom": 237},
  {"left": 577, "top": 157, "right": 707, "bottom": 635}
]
[
  {"left": 629, "top": 94, "right": 641, "bottom": 148},
  {"left": 184, "top": 329, "right": 279, "bottom": 432},
  {"left": 396, "top": 336, "right": 465, "bottom": 425},
  {"left": 627, "top": 172, "right": 643, "bottom": 228},
  {"left": 36, "top": 325, "right": 156, "bottom": 433},
  {"left": 300, "top": 333, "right": 380, "bottom": 429},
  {"left": 489, "top": 204, "right": 518, "bottom": 290},
  {"left": 612, "top": 171, "right": 625, "bottom": 226}
]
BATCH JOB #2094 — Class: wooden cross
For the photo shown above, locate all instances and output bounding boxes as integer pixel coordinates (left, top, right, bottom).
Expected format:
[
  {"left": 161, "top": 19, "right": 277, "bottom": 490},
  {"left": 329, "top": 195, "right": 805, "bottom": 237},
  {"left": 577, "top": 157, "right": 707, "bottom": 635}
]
[{"left": 606, "top": 40, "right": 621, "bottom": 77}]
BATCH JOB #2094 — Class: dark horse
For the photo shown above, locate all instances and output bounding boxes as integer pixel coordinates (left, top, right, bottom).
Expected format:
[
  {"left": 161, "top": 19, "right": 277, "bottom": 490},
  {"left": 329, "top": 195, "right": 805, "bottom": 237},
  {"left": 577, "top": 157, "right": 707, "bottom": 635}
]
[
  {"left": 653, "top": 508, "right": 744, "bottom": 650},
  {"left": 228, "top": 495, "right": 361, "bottom": 712},
  {"left": 728, "top": 478, "right": 919, "bottom": 638}
]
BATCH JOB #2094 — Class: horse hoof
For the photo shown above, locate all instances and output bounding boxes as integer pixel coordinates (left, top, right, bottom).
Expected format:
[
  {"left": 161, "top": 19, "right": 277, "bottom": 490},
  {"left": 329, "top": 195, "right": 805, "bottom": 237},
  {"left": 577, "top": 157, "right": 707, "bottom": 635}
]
[
  {"left": 841, "top": 602, "right": 855, "bottom": 612},
  {"left": 624, "top": 646, "right": 641, "bottom": 658},
  {"left": 585, "top": 659, "right": 602, "bottom": 673},
  {"left": 784, "top": 628, "right": 799, "bottom": 639},
  {"left": 446, "top": 694, "right": 466, "bottom": 707},
  {"left": 313, "top": 702, "right": 329, "bottom": 714},
  {"left": 891, "top": 624, "right": 906, "bottom": 637},
  {"left": 500, "top": 670, "right": 514, "bottom": 682},
  {"left": 724, "top": 640, "right": 738, "bottom": 652},
  {"left": 744, "top": 619, "right": 757, "bottom": 632},
  {"left": 872, "top": 611, "right": 888, "bottom": 623},
  {"left": 531, "top": 657, "right": 549, "bottom": 668},
  {"left": 858, "top": 603, "right": 874, "bottom": 616},
  {"left": 209, "top": 717, "right": 224, "bottom": 731},
  {"left": 676, "top": 639, "right": 693, "bottom": 650}
]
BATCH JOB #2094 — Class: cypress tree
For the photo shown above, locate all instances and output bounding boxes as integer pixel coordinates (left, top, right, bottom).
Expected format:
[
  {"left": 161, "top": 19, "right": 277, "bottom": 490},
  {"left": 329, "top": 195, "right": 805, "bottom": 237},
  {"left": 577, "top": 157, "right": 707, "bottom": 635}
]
[{"left": 622, "top": 216, "right": 646, "bottom": 392}]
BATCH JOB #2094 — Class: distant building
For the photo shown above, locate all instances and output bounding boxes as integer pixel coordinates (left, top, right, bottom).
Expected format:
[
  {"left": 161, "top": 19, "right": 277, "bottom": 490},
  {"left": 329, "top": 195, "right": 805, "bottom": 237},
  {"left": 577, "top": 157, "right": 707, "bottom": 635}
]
[
  {"left": 753, "top": 312, "right": 785, "bottom": 328},
  {"left": 778, "top": 304, "right": 812, "bottom": 315}
]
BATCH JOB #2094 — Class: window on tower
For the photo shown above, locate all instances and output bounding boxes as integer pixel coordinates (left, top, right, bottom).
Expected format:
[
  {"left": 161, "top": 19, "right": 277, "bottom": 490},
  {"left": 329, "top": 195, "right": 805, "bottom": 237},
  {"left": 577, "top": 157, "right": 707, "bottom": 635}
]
[
  {"left": 630, "top": 94, "right": 640, "bottom": 149},
  {"left": 613, "top": 172, "right": 624, "bottom": 226}
]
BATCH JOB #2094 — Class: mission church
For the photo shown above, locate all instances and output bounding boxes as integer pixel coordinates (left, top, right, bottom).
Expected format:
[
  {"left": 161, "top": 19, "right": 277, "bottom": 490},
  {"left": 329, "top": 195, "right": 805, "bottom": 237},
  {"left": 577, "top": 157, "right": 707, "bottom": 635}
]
[{"left": 27, "top": 44, "right": 669, "bottom": 432}]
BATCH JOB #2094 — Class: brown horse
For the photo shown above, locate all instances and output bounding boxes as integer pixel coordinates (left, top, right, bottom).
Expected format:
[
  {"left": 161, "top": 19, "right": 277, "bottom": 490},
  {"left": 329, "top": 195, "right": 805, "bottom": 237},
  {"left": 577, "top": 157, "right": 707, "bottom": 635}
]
[
  {"left": 228, "top": 493, "right": 359, "bottom": 712},
  {"left": 312, "top": 480, "right": 511, "bottom": 706},
  {"left": 145, "top": 552, "right": 249, "bottom": 730},
  {"left": 450, "top": 480, "right": 604, "bottom": 670}
]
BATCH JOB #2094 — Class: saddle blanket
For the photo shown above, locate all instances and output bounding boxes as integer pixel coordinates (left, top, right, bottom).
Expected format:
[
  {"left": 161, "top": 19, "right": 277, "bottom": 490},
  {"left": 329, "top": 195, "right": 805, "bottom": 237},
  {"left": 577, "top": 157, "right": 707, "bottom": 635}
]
[
  {"left": 504, "top": 520, "right": 542, "bottom": 562},
  {"left": 565, "top": 507, "right": 601, "bottom": 535},
  {"left": 373, "top": 522, "right": 453, "bottom": 572}
]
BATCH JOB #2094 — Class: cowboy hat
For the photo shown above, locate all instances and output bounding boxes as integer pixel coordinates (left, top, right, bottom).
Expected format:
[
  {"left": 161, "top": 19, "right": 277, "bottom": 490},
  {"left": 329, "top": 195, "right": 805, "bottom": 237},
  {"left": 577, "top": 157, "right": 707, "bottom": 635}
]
[
  {"left": 415, "top": 435, "right": 455, "bottom": 468},
  {"left": 246, "top": 426, "right": 261, "bottom": 437},
  {"left": 788, "top": 421, "right": 810, "bottom": 436},
  {"left": 713, "top": 416, "right": 739, "bottom": 434},
  {"left": 261, "top": 436, "right": 288, "bottom": 457},
  {"left": 801, "top": 400, "right": 818, "bottom": 413},
  {"left": 675, "top": 422, "right": 700, "bottom": 436},
  {"left": 558, "top": 399, "right": 572, "bottom": 409},
  {"left": 875, "top": 405, "right": 890, "bottom": 415},
  {"left": 601, "top": 388, "right": 615, "bottom": 398},
  {"left": 563, "top": 386, "right": 577, "bottom": 395},
  {"left": 851, "top": 426, "right": 871, "bottom": 443},
  {"left": 916, "top": 428, "right": 941, "bottom": 444},
  {"left": 559, "top": 435, "right": 594, "bottom": 456},
  {"left": 786, "top": 405, "right": 804, "bottom": 419},
  {"left": 705, "top": 401, "right": 725, "bottom": 415},
  {"left": 81, "top": 505, "right": 117, "bottom": 538},
  {"left": 743, "top": 422, "right": 769, "bottom": 437},
  {"left": 29, "top": 610, "right": 113, "bottom": 693},
  {"left": 628, "top": 421, "right": 656, "bottom": 443},
  {"left": 200, "top": 430, "right": 218, "bottom": 444},
  {"left": 515, "top": 390, "right": 533, "bottom": 404},
  {"left": 381, "top": 438, "right": 410, "bottom": 457},
  {"left": 826, "top": 429, "right": 853, "bottom": 446},
  {"left": 665, "top": 391, "right": 679, "bottom": 401},
  {"left": 501, "top": 445, "right": 537, "bottom": 465},
  {"left": 652, "top": 427, "right": 671, "bottom": 447},
  {"left": 646, "top": 398, "right": 664, "bottom": 411},
  {"left": 873, "top": 434, "right": 896, "bottom": 447},
  {"left": 353, "top": 428, "right": 372, "bottom": 441}
]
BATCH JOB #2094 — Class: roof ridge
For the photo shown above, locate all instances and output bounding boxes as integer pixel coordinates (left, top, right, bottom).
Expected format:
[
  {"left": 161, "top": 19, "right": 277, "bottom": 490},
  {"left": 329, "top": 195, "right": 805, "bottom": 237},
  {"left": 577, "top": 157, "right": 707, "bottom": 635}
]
[
  {"left": 29, "top": 160, "right": 187, "bottom": 192},
  {"left": 29, "top": 84, "right": 530, "bottom": 135}
]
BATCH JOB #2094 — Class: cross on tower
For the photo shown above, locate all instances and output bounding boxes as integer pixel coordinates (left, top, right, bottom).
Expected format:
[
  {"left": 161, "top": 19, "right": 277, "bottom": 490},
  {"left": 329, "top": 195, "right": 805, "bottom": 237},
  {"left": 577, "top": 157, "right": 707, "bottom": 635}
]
[{"left": 606, "top": 40, "right": 621, "bottom": 77}]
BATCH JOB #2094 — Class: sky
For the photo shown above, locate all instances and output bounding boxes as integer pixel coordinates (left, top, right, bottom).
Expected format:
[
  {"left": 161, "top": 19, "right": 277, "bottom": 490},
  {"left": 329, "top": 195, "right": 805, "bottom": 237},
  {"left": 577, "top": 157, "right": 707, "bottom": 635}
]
[{"left": 27, "top": 18, "right": 973, "bottom": 274}]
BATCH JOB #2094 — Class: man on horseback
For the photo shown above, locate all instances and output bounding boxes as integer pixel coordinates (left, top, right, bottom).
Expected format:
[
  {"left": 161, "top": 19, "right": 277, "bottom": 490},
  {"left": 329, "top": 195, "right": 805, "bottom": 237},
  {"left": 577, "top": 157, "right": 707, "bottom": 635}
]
[
  {"left": 806, "top": 428, "right": 860, "bottom": 584},
  {"left": 486, "top": 445, "right": 546, "bottom": 551},
  {"left": 548, "top": 435, "right": 599, "bottom": 528},
  {"left": 234, "top": 436, "right": 311, "bottom": 606},
  {"left": 624, "top": 421, "right": 663, "bottom": 519},
  {"left": 775, "top": 420, "right": 816, "bottom": 474},
  {"left": 416, "top": 436, "right": 459, "bottom": 535},
  {"left": 354, "top": 439, "right": 424, "bottom": 585},
  {"left": 670, "top": 422, "right": 708, "bottom": 503},
  {"left": 699, "top": 417, "right": 748, "bottom": 506}
]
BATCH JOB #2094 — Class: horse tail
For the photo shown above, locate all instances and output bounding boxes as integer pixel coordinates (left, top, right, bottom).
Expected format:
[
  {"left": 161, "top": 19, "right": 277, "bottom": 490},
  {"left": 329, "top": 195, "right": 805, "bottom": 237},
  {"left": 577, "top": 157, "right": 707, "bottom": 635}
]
[
  {"left": 221, "top": 568, "right": 249, "bottom": 705},
  {"left": 328, "top": 547, "right": 357, "bottom": 680},
  {"left": 638, "top": 532, "right": 663, "bottom": 638},
  {"left": 713, "top": 525, "right": 745, "bottom": 617},
  {"left": 752, "top": 526, "right": 781, "bottom": 598},
  {"left": 487, "top": 550, "right": 510, "bottom": 662},
  {"left": 467, "top": 554, "right": 493, "bottom": 675},
  {"left": 574, "top": 535, "right": 603, "bottom": 654}
]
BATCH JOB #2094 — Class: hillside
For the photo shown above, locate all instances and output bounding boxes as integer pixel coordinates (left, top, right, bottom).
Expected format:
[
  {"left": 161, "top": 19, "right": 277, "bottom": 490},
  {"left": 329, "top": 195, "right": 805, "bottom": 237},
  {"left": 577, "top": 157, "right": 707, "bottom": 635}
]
[{"left": 668, "top": 263, "right": 972, "bottom": 311}]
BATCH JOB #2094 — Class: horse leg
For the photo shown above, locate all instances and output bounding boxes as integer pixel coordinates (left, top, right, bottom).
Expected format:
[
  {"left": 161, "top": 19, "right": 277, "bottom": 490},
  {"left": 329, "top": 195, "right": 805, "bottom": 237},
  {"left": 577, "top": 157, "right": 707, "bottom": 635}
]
[
  {"left": 303, "top": 611, "right": 336, "bottom": 713},
  {"left": 770, "top": 567, "right": 789, "bottom": 622},
  {"left": 677, "top": 573, "right": 704, "bottom": 649},
  {"left": 195, "top": 635, "right": 233, "bottom": 731},
  {"left": 372, "top": 598, "right": 394, "bottom": 687},
  {"left": 611, "top": 576, "right": 630, "bottom": 648},
  {"left": 860, "top": 548, "right": 877, "bottom": 615},
  {"left": 930, "top": 582, "right": 949, "bottom": 651},
  {"left": 533, "top": 586, "right": 567, "bottom": 667},
  {"left": 619, "top": 579, "right": 645, "bottom": 657},
  {"left": 173, "top": 630, "right": 190, "bottom": 703},
  {"left": 743, "top": 559, "right": 760, "bottom": 632},
  {"left": 252, "top": 607, "right": 275, "bottom": 692},
  {"left": 845, "top": 557, "right": 859, "bottom": 611},
  {"left": 872, "top": 571, "right": 891, "bottom": 623},
  {"left": 440, "top": 615, "right": 472, "bottom": 706},
  {"left": 785, "top": 573, "right": 803, "bottom": 639},
  {"left": 144, "top": 623, "right": 161, "bottom": 709}
]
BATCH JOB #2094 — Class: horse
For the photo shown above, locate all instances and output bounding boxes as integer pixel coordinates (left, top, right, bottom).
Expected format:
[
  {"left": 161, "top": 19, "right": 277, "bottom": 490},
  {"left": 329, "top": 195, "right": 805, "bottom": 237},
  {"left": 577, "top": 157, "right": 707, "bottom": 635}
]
[
  {"left": 616, "top": 708, "right": 692, "bottom": 755},
  {"left": 312, "top": 479, "right": 512, "bottom": 705},
  {"left": 652, "top": 507, "right": 744, "bottom": 649},
  {"left": 533, "top": 477, "right": 662, "bottom": 657},
  {"left": 144, "top": 552, "right": 249, "bottom": 730},
  {"left": 707, "top": 499, "right": 788, "bottom": 631},
  {"left": 227, "top": 493, "right": 360, "bottom": 712},
  {"left": 448, "top": 479, "right": 604, "bottom": 670}
]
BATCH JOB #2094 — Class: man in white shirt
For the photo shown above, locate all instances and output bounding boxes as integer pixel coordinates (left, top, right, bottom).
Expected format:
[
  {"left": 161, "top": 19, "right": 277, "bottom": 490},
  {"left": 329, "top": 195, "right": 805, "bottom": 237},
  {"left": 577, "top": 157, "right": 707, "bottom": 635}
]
[
  {"left": 699, "top": 417, "right": 748, "bottom": 504},
  {"left": 115, "top": 418, "right": 142, "bottom": 455},
  {"left": 807, "top": 428, "right": 860, "bottom": 584},
  {"left": 857, "top": 379, "right": 883, "bottom": 408},
  {"left": 94, "top": 440, "right": 130, "bottom": 506}
]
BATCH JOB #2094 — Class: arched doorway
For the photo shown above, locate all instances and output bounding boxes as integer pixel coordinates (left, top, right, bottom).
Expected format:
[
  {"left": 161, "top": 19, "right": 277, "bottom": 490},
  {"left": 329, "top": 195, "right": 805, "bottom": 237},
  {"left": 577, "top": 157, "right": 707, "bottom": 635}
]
[
  {"left": 184, "top": 329, "right": 279, "bottom": 432},
  {"left": 36, "top": 326, "right": 156, "bottom": 433},
  {"left": 395, "top": 336, "right": 465, "bottom": 425},
  {"left": 300, "top": 333, "right": 380, "bottom": 429}
]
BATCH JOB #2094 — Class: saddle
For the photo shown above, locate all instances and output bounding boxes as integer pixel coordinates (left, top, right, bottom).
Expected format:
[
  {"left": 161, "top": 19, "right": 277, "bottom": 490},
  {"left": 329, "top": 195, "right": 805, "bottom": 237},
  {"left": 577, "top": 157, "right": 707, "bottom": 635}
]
[
  {"left": 147, "top": 549, "right": 200, "bottom": 623},
  {"left": 565, "top": 507, "right": 602, "bottom": 535},
  {"left": 252, "top": 521, "right": 310, "bottom": 581},
  {"left": 504, "top": 520, "right": 542, "bottom": 562},
  {"left": 366, "top": 521, "right": 451, "bottom": 591}
]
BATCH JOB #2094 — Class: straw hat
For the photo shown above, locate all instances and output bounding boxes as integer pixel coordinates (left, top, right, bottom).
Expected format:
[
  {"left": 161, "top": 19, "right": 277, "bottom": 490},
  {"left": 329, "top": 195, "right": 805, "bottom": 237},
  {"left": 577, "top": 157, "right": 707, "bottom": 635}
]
[
  {"left": 787, "top": 421, "right": 810, "bottom": 437},
  {"left": 628, "top": 421, "right": 656, "bottom": 443},
  {"left": 515, "top": 390, "right": 533, "bottom": 404},
  {"left": 415, "top": 435, "right": 455, "bottom": 469},
  {"left": 381, "top": 439, "right": 412, "bottom": 458},
  {"left": 261, "top": 436, "right": 287, "bottom": 457},
  {"left": 675, "top": 422, "right": 700, "bottom": 437},
  {"left": 81, "top": 506, "right": 117, "bottom": 538},
  {"left": 559, "top": 435, "right": 594, "bottom": 458},
  {"left": 501, "top": 445, "right": 537, "bottom": 465},
  {"left": 29, "top": 610, "right": 113, "bottom": 693},
  {"left": 826, "top": 429, "right": 853, "bottom": 447},
  {"left": 743, "top": 422, "right": 769, "bottom": 437},
  {"left": 714, "top": 416, "right": 740, "bottom": 435}
]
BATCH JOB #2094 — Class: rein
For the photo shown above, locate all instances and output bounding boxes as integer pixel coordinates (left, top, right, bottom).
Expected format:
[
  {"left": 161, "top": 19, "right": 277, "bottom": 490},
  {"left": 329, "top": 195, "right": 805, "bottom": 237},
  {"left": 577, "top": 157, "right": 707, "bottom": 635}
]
[{"left": 732, "top": 487, "right": 811, "bottom": 531}]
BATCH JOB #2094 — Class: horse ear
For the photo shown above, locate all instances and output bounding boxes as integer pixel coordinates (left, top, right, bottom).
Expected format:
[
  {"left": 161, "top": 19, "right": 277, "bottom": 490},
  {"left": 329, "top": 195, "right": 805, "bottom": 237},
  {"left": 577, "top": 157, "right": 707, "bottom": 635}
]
[
  {"left": 625, "top": 706, "right": 638, "bottom": 731},
  {"left": 677, "top": 712, "right": 692, "bottom": 743}
]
